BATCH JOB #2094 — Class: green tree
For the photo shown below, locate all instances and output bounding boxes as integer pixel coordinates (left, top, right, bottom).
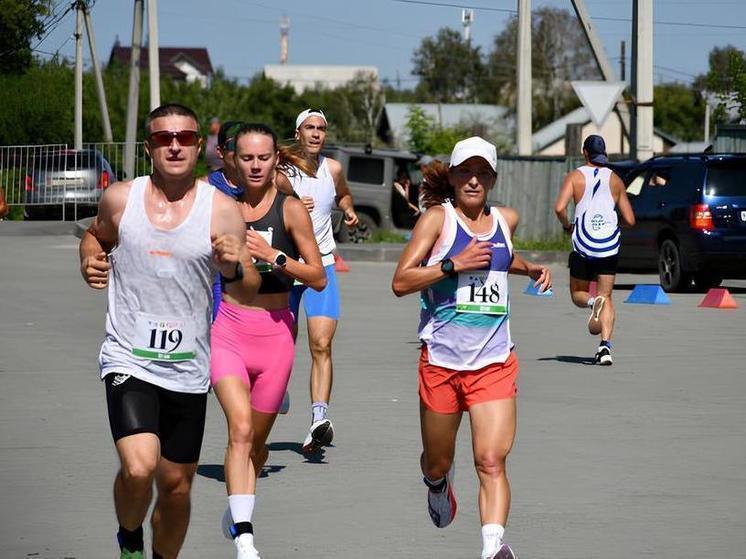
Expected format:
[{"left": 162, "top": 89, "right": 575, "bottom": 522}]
[
  {"left": 653, "top": 83, "right": 706, "bottom": 142},
  {"left": 698, "top": 46, "right": 746, "bottom": 122},
  {"left": 0, "top": 0, "right": 51, "bottom": 75},
  {"left": 411, "top": 27, "right": 486, "bottom": 103},
  {"left": 486, "top": 7, "right": 601, "bottom": 129},
  {"left": 405, "top": 105, "right": 467, "bottom": 155}
]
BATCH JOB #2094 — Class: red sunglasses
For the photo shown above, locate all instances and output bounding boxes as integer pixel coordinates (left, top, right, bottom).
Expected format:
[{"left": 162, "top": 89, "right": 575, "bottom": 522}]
[{"left": 148, "top": 130, "right": 200, "bottom": 147}]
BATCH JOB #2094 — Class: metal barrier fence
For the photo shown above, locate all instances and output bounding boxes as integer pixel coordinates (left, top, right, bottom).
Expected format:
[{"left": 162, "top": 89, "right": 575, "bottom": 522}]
[
  {"left": 1, "top": 143, "right": 151, "bottom": 221},
  {"left": 489, "top": 155, "right": 576, "bottom": 240}
]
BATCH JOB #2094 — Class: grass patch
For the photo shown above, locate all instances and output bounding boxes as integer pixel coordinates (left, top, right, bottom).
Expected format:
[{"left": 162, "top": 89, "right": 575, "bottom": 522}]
[
  {"left": 365, "top": 230, "right": 408, "bottom": 244},
  {"left": 8, "top": 206, "right": 25, "bottom": 221},
  {"left": 512, "top": 236, "right": 571, "bottom": 251}
]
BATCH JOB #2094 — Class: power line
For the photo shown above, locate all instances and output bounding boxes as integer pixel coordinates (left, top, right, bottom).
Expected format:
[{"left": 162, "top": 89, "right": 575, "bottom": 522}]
[{"left": 391, "top": 0, "right": 515, "bottom": 13}]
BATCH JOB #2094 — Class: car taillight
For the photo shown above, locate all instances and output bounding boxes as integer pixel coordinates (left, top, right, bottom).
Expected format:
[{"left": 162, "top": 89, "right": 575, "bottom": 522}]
[
  {"left": 690, "top": 204, "right": 714, "bottom": 231},
  {"left": 25, "top": 175, "right": 33, "bottom": 192},
  {"left": 98, "top": 170, "right": 110, "bottom": 189}
]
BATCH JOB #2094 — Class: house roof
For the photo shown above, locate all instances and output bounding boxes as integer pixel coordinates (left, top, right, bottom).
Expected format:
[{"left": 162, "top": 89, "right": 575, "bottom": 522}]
[
  {"left": 532, "top": 106, "right": 679, "bottom": 152},
  {"left": 108, "top": 45, "right": 214, "bottom": 80}
]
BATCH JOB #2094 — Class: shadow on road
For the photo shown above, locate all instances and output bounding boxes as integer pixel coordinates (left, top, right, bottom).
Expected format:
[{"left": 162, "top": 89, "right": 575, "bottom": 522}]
[
  {"left": 537, "top": 355, "right": 596, "bottom": 365},
  {"left": 267, "top": 441, "right": 330, "bottom": 464},
  {"left": 197, "top": 463, "right": 288, "bottom": 481}
]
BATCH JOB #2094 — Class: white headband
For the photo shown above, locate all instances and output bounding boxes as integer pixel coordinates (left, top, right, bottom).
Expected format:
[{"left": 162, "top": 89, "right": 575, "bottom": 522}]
[{"left": 295, "top": 109, "right": 327, "bottom": 130}]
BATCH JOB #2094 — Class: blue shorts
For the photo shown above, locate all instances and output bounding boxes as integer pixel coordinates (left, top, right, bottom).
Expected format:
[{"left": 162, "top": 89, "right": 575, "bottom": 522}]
[{"left": 289, "top": 264, "right": 340, "bottom": 321}]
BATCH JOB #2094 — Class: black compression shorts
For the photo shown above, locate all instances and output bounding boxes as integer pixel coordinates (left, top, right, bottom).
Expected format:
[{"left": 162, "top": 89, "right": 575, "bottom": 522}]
[
  {"left": 568, "top": 251, "right": 618, "bottom": 281},
  {"left": 105, "top": 373, "right": 207, "bottom": 464}
]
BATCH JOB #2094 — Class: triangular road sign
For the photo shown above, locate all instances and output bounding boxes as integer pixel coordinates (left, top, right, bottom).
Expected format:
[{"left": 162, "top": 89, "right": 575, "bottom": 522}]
[{"left": 571, "top": 81, "right": 626, "bottom": 127}]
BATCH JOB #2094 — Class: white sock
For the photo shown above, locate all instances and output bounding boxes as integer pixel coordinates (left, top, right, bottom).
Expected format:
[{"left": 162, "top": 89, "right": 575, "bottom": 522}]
[
  {"left": 587, "top": 296, "right": 595, "bottom": 308},
  {"left": 312, "top": 402, "right": 328, "bottom": 423},
  {"left": 481, "top": 523, "right": 505, "bottom": 558},
  {"left": 228, "top": 494, "right": 255, "bottom": 524}
]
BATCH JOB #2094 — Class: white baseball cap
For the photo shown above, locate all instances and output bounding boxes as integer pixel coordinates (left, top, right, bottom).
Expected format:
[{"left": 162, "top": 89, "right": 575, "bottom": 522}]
[
  {"left": 449, "top": 136, "right": 497, "bottom": 172},
  {"left": 295, "top": 108, "right": 327, "bottom": 130}
]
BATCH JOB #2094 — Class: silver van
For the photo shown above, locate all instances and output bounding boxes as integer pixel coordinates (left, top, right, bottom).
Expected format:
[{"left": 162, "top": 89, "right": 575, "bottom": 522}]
[{"left": 322, "top": 145, "right": 421, "bottom": 242}]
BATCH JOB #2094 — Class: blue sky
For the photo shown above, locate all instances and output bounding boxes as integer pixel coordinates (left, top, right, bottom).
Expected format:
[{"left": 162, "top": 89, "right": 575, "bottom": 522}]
[{"left": 38, "top": 0, "right": 746, "bottom": 87}]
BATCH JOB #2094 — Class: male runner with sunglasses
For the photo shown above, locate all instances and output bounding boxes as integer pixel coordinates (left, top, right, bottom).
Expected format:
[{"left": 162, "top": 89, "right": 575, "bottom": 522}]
[{"left": 79, "top": 103, "right": 259, "bottom": 559}]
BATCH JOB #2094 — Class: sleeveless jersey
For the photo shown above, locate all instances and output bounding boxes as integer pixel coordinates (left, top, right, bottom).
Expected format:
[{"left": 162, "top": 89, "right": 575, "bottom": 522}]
[
  {"left": 99, "top": 177, "right": 216, "bottom": 394},
  {"left": 418, "top": 202, "right": 514, "bottom": 370},
  {"left": 246, "top": 191, "right": 299, "bottom": 294},
  {"left": 572, "top": 165, "right": 620, "bottom": 259},
  {"left": 286, "top": 156, "right": 336, "bottom": 266}
]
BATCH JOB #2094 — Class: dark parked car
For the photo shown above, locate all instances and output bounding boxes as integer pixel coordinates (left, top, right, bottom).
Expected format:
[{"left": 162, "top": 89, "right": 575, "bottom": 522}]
[
  {"left": 24, "top": 149, "right": 114, "bottom": 220},
  {"left": 617, "top": 154, "right": 746, "bottom": 292}
]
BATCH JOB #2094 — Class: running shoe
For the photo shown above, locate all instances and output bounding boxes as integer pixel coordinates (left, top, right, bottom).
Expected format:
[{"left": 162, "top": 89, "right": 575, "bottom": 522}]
[
  {"left": 235, "top": 533, "right": 261, "bottom": 559},
  {"left": 588, "top": 296, "right": 606, "bottom": 335},
  {"left": 278, "top": 390, "right": 290, "bottom": 415},
  {"left": 118, "top": 550, "right": 144, "bottom": 559},
  {"left": 595, "top": 345, "right": 613, "bottom": 366},
  {"left": 302, "top": 418, "right": 334, "bottom": 453},
  {"left": 485, "top": 543, "right": 517, "bottom": 559},
  {"left": 425, "top": 463, "right": 457, "bottom": 528}
]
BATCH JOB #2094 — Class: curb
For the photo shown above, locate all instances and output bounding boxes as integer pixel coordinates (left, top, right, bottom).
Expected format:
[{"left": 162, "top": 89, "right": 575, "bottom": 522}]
[
  {"left": 0, "top": 221, "right": 78, "bottom": 236},
  {"left": 337, "top": 243, "right": 567, "bottom": 265}
]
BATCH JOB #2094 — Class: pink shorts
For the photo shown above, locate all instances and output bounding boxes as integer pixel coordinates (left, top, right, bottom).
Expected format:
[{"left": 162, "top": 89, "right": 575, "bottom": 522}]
[{"left": 210, "top": 301, "right": 295, "bottom": 414}]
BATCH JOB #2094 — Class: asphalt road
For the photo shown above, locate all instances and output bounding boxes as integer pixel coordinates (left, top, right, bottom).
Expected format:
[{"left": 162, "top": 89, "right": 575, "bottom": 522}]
[{"left": 1, "top": 235, "right": 745, "bottom": 558}]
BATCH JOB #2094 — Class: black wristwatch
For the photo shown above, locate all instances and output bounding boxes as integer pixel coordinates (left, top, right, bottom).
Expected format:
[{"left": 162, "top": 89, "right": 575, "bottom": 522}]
[
  {"left": 440, "top": 258, "right": 457, "bottom": 277},
  {"left": 222, "top": 262, "right": 244, "bottom": 284},
  {"left": 272, "top": 251, "right": 288, "bottom": 269}
]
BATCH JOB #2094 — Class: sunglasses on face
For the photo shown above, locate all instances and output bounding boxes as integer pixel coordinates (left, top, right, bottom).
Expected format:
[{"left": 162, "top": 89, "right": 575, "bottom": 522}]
[{"left": 148, "top": 130, "right": 200, "bottom": 147}]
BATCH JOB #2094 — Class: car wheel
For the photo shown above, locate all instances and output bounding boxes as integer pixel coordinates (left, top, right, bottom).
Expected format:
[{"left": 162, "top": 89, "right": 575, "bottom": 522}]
[
  {"left": 658, "top": 239, "right": 689, "bottom": 292},
  {"left": 693, "top": 271, "right": 723, "bottom": 292},
  {"left": 337, "top": 212, "right": 377, "bottom": 244}
]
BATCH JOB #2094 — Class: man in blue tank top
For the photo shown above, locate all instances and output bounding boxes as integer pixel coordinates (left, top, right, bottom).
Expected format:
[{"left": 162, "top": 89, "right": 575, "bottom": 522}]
[{"left": 555, "top": 135, "right": 636, "bottom": 365}]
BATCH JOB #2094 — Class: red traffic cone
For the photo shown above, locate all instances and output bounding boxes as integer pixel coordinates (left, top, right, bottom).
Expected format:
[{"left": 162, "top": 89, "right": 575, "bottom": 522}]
[
  {"left": 698, "top": 288, "right": 739, "bottom": 309},
  {"left": 334, "top": 253, "right": 350, "bottom": 272}
]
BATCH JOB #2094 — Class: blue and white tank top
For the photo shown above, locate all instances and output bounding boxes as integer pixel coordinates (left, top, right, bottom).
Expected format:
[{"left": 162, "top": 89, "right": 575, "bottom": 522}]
[
  {"left": 99, "top": 176, "right": 216, "bottom": 394},
  {"left": 418, "top": 201, "right": 514, "bottom": 370},
  {"left": 286, "top": 156, "right": 336, "bottom": 266},
  {"left": 572, "top": 165, "right": 620, "bottom": 259}
]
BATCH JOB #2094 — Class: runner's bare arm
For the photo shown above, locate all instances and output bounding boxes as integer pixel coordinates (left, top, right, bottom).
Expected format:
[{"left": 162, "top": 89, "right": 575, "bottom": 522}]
[
  {"left": 328, "top": 158, "right": 359, "bottom": 226},
  {"left": 275, "top": 171, "right": 295, "bottom": 196},
  {"left": 79, "top": 181, "right": 130, "bottom": 289},
  {"left": 282, "top": 197, "right": 326, "bottom": 291},
  {"left": 0, "top": 187, "right": 9, "bottom": 218},
  {"left": 554, "top": 170, "right": 578, "bottom": 232},
  {"left": 612, "top": 173, "right": 636, "bottom": 227},
  {"left": 392, "top": 206, "right": 492, "bottom": 296},
  {"left": 500, "top": 206, "right": 552, "bottom": 291},
  {"left": 210, "top": 191, "right": 260, "bottom": 302}
]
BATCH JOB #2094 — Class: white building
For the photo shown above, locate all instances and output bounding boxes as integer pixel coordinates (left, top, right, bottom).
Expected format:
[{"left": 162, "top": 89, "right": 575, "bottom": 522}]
[{"left": 263, "top": 64, "right": 378, "bottom": 93}]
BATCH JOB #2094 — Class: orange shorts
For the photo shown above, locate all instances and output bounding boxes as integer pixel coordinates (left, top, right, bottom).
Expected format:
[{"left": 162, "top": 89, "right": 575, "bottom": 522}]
[{"left": 418, "top": 346, "right": 519, "bottom": 414}]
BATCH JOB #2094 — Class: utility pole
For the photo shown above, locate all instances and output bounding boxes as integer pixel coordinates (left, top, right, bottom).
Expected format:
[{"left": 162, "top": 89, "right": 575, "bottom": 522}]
[
  {"left": 633, "top": 0, "right": 654, "bottom": 161},
  {"left": 280, "top": 16, "right": 289, "bottom": 64},
  {"left": 516, "top": 0, "right": 532, "bottom": 155},
  {"left": 147, "top": 0, "right": 160, "bottom": 109},
  {"left": 83, "top": 2, "right": 113, "bottom": 142},
  {"left": 462, "top": 9, "right": 474, "bottom": 43},
  {"left": 74, "top": 2, "right": 84, "bottom": 150},
  {"left": 620, "top": 40, "right": 626, "bottom": 153},
  {"left": 124, "top": 0, "right": 144, "bottom": 180}
]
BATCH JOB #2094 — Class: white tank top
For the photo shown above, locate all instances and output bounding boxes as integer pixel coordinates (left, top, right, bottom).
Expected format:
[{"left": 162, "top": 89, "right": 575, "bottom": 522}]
[
  {"left": 287, "top": 156, "right": 336, "bottom": 266},
  {"left": 572, "top": 165, "right": 621, "bottom": 259},
  {"left": 99, "top": 176, "right": 215, "bottom": 393}
]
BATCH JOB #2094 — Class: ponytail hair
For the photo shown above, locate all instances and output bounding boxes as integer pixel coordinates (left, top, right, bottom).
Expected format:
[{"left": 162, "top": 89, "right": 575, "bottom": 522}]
[
  {"left": 278, "top": 142, "right": 318, "bottom": 178},
  {"left": 420, "top": 160, "right": 453, "bottom": 209}
]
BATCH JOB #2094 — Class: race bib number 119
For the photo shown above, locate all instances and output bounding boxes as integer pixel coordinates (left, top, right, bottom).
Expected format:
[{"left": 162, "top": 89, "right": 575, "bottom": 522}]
[{"left": 132, "top": 314, "right": 197, "bottom": 362}]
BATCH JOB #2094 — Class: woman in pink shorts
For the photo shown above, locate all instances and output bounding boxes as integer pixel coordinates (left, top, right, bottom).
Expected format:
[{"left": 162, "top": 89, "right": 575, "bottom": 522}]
[{"left": 211, "top": 123, "right": 326, "bottom": 558}]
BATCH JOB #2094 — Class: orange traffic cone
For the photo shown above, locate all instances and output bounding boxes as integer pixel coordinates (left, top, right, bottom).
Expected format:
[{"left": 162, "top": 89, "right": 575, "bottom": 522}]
[
  {"left": 698, "top": 288, "right": 739, "bottom": 309},
  {"left": 334, "top": 253, "right": 350, "bottom": 272}
]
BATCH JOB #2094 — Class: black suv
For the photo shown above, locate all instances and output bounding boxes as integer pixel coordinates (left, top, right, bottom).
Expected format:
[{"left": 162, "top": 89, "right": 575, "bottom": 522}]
[{"left": 617, "top": 154, "right": 746, "bottom": 292}]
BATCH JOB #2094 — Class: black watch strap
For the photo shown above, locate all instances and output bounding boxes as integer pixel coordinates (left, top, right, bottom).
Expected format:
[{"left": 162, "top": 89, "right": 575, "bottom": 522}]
[
  {"left": 440, "top": 258, "right": 457, "bottom": 277},
  {"left": 221, "top": 262, "right": 243, "bottom": 284}
]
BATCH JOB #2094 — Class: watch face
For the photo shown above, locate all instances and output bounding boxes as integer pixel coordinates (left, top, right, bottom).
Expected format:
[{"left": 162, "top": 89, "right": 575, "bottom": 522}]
[
  {"left": 275, "top": 253, "right": 287, "bottom": 267},
  {"left": 442, "top": 259, "right": 454, "bottom": 274}
]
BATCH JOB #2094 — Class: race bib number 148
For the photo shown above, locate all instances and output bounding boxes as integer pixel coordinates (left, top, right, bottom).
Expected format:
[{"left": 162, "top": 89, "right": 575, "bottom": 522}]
[{"left": 456, "top": 270, "right": 508, "bottom": 315}]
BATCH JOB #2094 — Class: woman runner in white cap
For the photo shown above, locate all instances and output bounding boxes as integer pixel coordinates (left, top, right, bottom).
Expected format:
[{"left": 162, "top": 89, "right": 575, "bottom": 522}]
[
  {"left": 392, "top": 137, "right": 551, "bottom": 559},
  {"left": 276, "top": 108, "right": 359, "bottom": 453}
]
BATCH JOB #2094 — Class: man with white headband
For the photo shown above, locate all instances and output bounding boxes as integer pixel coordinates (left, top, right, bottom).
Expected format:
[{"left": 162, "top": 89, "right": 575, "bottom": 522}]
[{"left": 277, "top": 108, "right": 359, "bottom": 454}]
